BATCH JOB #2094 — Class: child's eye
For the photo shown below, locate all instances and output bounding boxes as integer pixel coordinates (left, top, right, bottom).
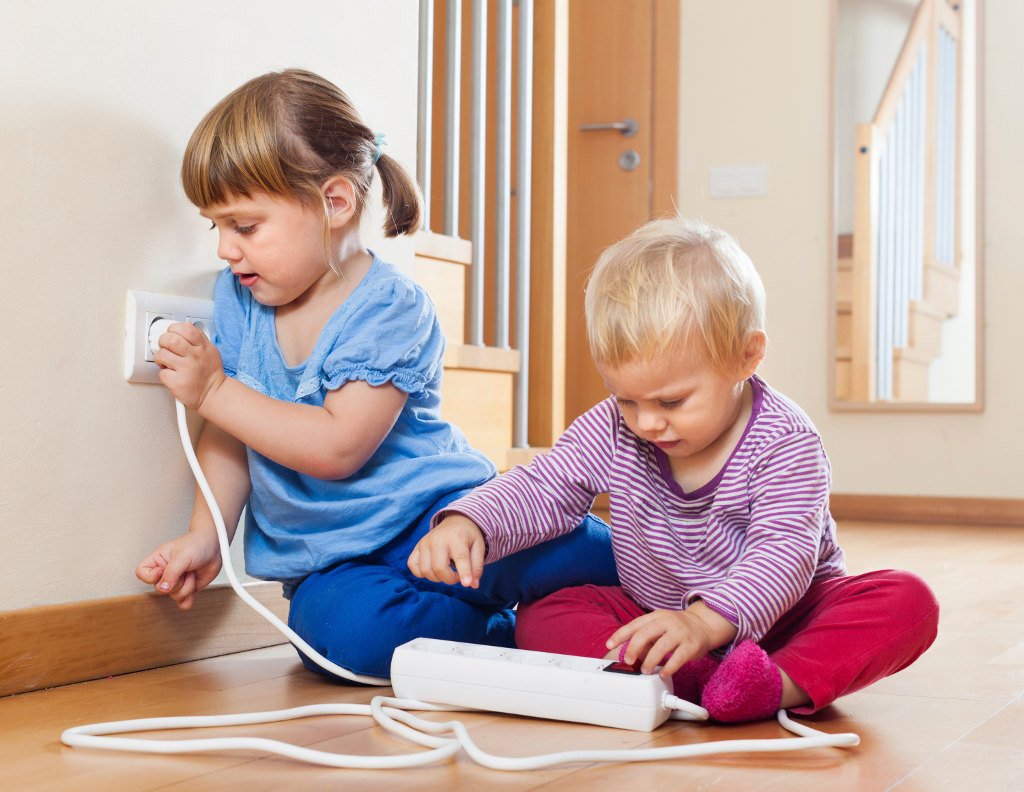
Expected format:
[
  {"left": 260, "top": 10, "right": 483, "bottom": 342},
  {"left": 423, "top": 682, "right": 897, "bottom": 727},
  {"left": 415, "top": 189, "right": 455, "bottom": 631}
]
[
  {"left": 658, "top": 398, "right": 684, "bottom": 409},
  {"left": 236, "top": 224, "right": 256, "bottom": 235}
]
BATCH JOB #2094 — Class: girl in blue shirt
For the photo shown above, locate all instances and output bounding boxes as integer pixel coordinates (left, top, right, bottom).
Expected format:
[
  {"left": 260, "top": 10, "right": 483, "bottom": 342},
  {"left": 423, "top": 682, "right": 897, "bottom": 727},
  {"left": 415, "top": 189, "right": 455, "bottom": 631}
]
[{"left": 135, "top": 69, "right": 616, "bottom": 680}]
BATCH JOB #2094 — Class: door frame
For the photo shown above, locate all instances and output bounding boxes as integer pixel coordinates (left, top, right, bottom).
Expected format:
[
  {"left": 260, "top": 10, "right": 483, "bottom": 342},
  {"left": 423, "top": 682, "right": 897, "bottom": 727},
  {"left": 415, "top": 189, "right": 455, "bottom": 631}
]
[{"left": 528, "top": 0, "right": 680, "bottom": 445}]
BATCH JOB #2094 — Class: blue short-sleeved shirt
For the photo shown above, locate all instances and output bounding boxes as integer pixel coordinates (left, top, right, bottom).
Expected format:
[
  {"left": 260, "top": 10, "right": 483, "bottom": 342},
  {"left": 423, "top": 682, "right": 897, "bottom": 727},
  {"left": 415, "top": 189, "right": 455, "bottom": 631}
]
[{"left": 212, "top": 254, "right": 496, "bottom": 585}]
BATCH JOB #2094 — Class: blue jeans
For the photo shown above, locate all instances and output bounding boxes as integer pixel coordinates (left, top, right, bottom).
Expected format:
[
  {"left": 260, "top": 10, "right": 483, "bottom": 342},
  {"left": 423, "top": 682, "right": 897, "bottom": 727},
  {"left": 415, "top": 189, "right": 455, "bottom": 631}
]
[{"left": 286, "top": 490, "right": 619, "bottom": 681}]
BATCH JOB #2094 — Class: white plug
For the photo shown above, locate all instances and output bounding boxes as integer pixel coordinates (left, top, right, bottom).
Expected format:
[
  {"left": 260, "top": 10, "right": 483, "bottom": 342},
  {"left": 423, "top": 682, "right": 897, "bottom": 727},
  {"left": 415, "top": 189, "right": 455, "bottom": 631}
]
[
  {"left": 147, "top": 318, "right": 177, "bottom": 358},
  {"left": 147, "top": 318, "right": 213, "bottom": 358}
]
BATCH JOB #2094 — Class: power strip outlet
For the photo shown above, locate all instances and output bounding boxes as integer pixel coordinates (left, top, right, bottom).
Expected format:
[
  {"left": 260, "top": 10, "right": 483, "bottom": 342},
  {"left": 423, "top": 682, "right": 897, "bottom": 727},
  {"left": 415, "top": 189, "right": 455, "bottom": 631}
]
[{"left": 390, "top": 638, "right": 678, "bottom": 732}]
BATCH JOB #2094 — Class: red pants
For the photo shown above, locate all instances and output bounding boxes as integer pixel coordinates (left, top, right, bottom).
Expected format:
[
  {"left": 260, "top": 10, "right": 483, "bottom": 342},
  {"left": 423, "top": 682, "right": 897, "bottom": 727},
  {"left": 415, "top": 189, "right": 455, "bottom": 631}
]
[{"left": 515, "top": 570, "right": 939, "bottom": 713}]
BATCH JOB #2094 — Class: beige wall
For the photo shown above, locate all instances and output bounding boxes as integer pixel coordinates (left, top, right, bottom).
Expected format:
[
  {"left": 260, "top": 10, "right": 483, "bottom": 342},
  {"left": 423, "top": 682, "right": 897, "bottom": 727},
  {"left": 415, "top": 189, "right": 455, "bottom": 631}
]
[
  {"left": 675, "top": 0, "right": 1020, "bottom": 500},
  {"left": 0, "top": 1, "right": 418, "bottom": 611}
]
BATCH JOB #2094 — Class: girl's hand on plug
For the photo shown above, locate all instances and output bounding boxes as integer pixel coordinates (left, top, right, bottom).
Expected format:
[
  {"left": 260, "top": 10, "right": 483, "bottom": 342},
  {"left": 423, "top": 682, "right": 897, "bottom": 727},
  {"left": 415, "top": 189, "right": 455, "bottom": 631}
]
[
  {"left": 407, "top": 514, "right": 486, "bottom": 588},
  {"left": 153, "top": 322, "right": 227, "bottom": 412},
  {"left": 135, "top": 530, "right": 223, "bottom": 610},
  {"left": 607, "top": 601, "right": 738, "bottom": 677}
]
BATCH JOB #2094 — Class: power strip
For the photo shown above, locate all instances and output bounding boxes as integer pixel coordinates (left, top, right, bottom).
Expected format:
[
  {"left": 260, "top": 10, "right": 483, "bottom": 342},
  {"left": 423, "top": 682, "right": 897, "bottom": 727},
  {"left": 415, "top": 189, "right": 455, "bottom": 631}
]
[{"left": 390, "top": 637, "right": 706, "bottom": 732}]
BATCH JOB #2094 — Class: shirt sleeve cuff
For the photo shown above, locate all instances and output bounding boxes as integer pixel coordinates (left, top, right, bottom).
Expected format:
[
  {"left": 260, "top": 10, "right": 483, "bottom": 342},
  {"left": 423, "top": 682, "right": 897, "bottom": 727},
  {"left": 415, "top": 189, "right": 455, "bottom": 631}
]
[{"left": 686, "top": 591, "right": 739, "bottom": 627}]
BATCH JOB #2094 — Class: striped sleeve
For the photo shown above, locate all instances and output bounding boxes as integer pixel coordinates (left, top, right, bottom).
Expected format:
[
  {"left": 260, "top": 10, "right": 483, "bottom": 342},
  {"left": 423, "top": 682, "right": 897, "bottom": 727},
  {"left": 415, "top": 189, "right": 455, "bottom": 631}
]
[
  {"left": 686, "top": 429, "right": 833, "bottom": 644},
  {"left": 432, "top": 400, "right": 618, "bottom": 560}
]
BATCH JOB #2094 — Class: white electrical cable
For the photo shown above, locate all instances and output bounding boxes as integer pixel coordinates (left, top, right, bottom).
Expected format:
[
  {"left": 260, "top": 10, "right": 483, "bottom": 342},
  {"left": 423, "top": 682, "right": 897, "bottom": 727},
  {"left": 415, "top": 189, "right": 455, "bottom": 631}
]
[
  {"left": 63, "top": 696, "right": 859, "bottom": 770},
  {"left": 663, "top": 694, "right": 708, "bottom": 721},
  {"left": 62, "top": 700, "right": 463, "bottom": 769},
  {"left": 61, "top": 337, "right": 861, "bottom": 769},
  {"left": 169, "top": 397, "right": 390, "bottom": 686}
]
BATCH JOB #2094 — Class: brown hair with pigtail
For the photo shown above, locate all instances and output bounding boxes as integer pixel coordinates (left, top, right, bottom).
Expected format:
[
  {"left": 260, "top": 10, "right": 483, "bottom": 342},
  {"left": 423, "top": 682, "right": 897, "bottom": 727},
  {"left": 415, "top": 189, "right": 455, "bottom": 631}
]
[{"left": 181, "top": 68, "right": 421, "bottom": 269}]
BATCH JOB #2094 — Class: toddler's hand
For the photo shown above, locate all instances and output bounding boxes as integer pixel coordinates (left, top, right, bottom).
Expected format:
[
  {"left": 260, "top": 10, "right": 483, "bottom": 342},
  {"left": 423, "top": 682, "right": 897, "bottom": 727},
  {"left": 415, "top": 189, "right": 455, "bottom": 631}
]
[
  {"left": 152, "top": 322, "right": 226, "bottom": 412},
  {"left": 607, "top": 602, "right": 738, "bottom": 678},
  {"left": 407, "top": 514, "right": 486, "bottom": 588},
  {"left": 136, "top": 530, "right": 223, "bottom": 610}
]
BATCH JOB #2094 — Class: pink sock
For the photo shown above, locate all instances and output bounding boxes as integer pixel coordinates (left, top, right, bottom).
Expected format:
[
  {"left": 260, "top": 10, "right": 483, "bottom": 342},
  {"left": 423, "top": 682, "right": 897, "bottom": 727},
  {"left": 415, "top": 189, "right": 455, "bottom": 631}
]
[{"left": 701, "top": 641, "right": 782, "bottom": 723}]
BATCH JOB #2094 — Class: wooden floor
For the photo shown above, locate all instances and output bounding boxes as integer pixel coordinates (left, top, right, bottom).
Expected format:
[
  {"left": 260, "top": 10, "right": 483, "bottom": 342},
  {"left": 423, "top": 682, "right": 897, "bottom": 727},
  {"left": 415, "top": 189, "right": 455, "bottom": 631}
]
[{"left": 2, "top": 521, "right": 1023, "bottom": 791}]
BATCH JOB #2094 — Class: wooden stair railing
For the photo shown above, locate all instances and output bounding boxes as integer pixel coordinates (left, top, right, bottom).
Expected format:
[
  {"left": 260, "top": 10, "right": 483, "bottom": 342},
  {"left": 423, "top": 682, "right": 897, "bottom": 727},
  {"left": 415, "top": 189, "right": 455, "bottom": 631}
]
[{"left": 839, "top": 0, "right": 962, "bottom": 402}]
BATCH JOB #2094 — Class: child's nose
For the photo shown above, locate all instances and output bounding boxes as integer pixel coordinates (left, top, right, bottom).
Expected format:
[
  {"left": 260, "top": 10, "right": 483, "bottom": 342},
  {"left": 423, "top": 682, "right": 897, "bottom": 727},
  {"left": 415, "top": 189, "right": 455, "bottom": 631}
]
[
  {"left": 636, "top": 408, "right": 666, "bottom": 434},
  {"left": 217, "top": 233, "right": 242, "bottom": 263}
]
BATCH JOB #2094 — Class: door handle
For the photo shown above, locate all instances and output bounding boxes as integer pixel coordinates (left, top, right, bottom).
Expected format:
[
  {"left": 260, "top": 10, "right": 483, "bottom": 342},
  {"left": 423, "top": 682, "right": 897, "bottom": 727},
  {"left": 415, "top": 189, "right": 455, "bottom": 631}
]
[{"left": 579, "top": 117, "right": 638, "bottom": 138}]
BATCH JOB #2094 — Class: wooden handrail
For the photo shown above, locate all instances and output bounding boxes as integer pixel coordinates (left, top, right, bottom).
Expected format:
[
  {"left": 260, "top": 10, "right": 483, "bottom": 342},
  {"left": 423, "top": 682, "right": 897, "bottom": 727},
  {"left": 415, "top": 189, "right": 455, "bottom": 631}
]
[
  {"left": 874, "top": 0, "right": 932, "bottom": 133},
  {"left": 874, "top": 0, "right": 960, "bottom": 134}
]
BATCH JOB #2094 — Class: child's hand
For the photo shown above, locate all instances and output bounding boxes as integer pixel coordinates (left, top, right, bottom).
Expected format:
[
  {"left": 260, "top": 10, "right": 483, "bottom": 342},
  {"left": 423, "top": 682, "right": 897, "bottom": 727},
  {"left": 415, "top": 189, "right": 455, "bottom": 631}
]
[
  {"left": 407, "top": 514, "right": 486, "bottom": 588},
  {"left": 136, "top": 530, "right": 223, "bottom": 610},
  {"left": 153, "top": 322, "right": 227, "bottom": 412},
  {"left": 607, "top": 601, "right": 738, "bottom": 677}
]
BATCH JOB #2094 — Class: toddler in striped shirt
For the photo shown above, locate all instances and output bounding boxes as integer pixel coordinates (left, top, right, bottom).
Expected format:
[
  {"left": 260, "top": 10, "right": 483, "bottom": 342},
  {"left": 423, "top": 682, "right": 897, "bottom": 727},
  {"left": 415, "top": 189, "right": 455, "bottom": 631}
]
[{"left": 409, "top": 216, "right": 938, "bottom": 722}]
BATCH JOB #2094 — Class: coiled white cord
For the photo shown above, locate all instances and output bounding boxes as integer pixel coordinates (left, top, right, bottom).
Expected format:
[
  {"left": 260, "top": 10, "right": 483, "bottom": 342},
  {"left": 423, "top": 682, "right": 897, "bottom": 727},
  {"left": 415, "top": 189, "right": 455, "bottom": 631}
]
[
  {"left": 62, "top": 694, "right": 859, "bottom": 769},
  {"left": 61, "top": 373, "right": 860, "bottom": 769}
]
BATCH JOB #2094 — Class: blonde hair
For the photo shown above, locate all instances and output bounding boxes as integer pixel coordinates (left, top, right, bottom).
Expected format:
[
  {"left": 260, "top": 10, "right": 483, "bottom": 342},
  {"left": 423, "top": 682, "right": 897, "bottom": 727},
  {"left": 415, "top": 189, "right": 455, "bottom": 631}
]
[
  {"left": 181, "top": 69, "right": 421, "bottom": 253},
  {"left": 585, "top": 216, "right": 766, "bottom": 372}
]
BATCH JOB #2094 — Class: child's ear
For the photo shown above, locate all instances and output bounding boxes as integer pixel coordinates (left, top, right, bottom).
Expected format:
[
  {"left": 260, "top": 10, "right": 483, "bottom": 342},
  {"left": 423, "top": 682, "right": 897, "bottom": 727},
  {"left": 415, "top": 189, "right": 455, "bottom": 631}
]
[
  {"left": 739, "top": 331, "right": 767, "bottom": 378},
  {"left": 322, "top": 176, "right": 357, "bottom": 228}
]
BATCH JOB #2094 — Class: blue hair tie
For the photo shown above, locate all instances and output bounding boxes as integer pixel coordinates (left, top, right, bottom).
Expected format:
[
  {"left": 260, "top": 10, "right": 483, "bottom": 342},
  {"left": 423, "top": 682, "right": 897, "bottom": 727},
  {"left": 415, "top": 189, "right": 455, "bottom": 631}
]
[{"left": 372, "top": 132, "right": 387, "bottom": 164}]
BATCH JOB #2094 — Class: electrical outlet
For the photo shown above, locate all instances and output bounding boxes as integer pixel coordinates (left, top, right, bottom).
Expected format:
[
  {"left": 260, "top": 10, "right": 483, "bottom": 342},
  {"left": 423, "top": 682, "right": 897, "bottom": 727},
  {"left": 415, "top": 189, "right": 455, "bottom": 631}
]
[{"left": 125, "top": 290, "right": 214, "bottom": 383}]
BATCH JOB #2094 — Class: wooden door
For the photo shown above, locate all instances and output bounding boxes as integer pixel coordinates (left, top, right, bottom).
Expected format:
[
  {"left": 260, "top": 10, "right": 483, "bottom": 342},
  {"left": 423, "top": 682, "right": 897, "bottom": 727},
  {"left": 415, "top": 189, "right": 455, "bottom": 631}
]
[{"left": 563, "top": 0, "right": 679, "bottom": 426}]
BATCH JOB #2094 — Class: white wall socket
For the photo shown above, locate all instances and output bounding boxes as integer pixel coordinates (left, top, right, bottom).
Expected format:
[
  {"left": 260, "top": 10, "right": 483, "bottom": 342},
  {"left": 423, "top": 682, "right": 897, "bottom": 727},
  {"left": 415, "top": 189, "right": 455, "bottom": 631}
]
[{"left": 124, "top": 290, "right": 214, "bottom": 384}]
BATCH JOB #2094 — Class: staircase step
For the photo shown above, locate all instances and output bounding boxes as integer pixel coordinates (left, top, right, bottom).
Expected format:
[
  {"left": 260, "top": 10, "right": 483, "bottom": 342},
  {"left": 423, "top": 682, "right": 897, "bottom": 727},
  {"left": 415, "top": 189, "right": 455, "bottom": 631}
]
[
  {"left": 836, "top": 303, "right": 851, "bottom": 349},
  {"left": 413, "top": 233, "right": 471, "bottom": 348},
  {"left": 440, "top": 345, "right": 520, "bottom": 452},
  {"left": 834, "top": 230, "right": 959, "bottom": 403},
  {"left": 410, "top": 231, "right": 531, "bottom": 473},
  {"left": 441, "top": 367, "right": 513, "bottom": 451},
  {"left": 835, "top": 358, "right": 851, "bottom": 400},
  {"left": 415, "top": 256, "right": 465, "bottom": 345},
  {"left": 895, "top": 343, "right": 934, "bottom": 365},
  {"left": 477, "top": 446, "right": 548, "bottom": 473},
  {"left": 892, "top": 351, "right": 930, "bottom": 401},
  {"left": 837, "top": 234, "right": 853, "bottom": 260},
  {"left": 414, "top": 230, "right": 472, "bottom": 264},
  {"left": 443, "top": 344, "right": 519, "bottom": 373},
  {"left": 908, "top": 301, "right": 944, "bottom": 358},
  {"left": 924, "top": 262, "right": 959, "bottom": 317},
  {"left": 836, "top": 263, "right": 853, "bottom": 304}
]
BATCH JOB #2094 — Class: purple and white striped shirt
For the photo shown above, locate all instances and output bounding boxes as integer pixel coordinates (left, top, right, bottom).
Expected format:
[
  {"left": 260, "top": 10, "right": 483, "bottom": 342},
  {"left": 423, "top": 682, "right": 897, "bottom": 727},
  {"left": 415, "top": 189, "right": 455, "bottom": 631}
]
[{"left": 440, "top": 375, "right": 847, "bottom": 645}]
